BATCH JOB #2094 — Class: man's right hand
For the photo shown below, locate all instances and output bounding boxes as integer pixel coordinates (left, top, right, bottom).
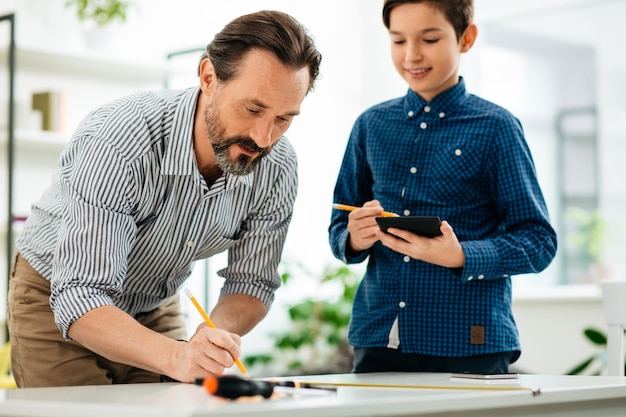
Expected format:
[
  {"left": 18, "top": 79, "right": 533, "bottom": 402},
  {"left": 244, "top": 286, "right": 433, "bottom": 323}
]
[
  {"left": 67, "top": 305, "right": 244, "bottom": 384},
  {"left": 171, "top": 326, "right": 242, "bottom": 383}
]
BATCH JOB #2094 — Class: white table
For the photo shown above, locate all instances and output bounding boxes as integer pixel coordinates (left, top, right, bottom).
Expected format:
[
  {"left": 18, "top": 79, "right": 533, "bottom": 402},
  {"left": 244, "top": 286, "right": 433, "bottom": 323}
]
[{"left": 2, "top": 372, "right": 626, "bottom": 417}]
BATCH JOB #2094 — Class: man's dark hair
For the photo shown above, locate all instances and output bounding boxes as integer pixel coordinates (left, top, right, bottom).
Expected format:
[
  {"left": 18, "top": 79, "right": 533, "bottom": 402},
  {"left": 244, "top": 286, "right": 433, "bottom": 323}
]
[
  {"left": 198, "top": 10, "right": 322, "bottom": 93},
  {"left": 382, "top": 0, "right": 473, "bottom": 41}
]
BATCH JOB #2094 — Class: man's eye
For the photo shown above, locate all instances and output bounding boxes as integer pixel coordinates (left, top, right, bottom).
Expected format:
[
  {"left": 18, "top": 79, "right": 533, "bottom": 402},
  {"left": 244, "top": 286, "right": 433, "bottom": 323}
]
[{"left": 246, "top": 108, "right": 260, "bottom": 114}]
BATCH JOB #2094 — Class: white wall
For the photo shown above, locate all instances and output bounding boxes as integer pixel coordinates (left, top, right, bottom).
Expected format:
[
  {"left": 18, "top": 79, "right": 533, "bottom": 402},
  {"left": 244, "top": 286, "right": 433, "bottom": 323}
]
[
  {"left": 1, "top": 0, "right": 625, "bottom": 374},
  {"left": 512, "top": 285, "right": 607, "bottom": 375}
]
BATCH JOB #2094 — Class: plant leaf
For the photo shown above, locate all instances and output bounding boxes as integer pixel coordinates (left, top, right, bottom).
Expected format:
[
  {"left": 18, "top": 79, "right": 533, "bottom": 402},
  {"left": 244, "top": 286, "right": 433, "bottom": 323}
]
[
  {"left": 584, "top": 328, "right": 607, "bottom": 345},
  {"left": 566, "top": 356, "right": 595, "bottom": 375}
]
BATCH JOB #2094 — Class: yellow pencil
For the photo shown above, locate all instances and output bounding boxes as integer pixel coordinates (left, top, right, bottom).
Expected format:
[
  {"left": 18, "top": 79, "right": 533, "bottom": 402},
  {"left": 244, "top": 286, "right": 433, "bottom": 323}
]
[
  {"left": 184, "top": 289, "right": 249, "bottom": 377},
  {"left": 332, "top": 203, "right": 399, "bottom": 217}
]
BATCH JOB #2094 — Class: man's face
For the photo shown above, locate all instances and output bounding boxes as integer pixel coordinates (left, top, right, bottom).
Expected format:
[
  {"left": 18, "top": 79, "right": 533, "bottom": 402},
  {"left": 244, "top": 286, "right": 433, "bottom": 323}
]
[
  {"left": 203, "top": 49, "right": 310, "bottom": 176},
  {"left": 388, "top": 2, "right": 471, "bottom": 101},
  {"left": 204, "top": 103, "right": 272, "bottom": 176}
]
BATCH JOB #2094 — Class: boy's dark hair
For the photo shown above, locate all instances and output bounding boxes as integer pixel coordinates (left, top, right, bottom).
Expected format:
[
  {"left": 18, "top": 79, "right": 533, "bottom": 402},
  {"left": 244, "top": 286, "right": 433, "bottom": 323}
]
[
  {"left": 382, "top": 0, "right": 473, "bottom": 41},
  {"left": 198, "top": 10, "right": 322, "bottom": 93}
]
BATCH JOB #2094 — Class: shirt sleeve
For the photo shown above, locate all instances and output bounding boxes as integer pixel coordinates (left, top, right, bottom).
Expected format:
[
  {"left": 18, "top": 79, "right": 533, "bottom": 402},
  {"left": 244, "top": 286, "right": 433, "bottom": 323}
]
[
  {"left": 329, "top": 114, "right": 374, "bottom": 264},
  {"left": 50, "top": 132, "right": 139, "bottom": 340},
  {"left": 459, "top": 114, "right": 557, "bottom": 282},
  {"left": 218, "top": 139, "right": 298, "bottom": 309}
]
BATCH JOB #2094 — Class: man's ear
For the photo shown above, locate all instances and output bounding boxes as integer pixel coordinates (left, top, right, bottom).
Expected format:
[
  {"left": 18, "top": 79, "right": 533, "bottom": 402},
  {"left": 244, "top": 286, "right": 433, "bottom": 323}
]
[
  {"left": 460, "top": 23, "right": 478, "bottom": 52},
  {"left": 199, "top": 58, "right": 217, "bottom": 95}
]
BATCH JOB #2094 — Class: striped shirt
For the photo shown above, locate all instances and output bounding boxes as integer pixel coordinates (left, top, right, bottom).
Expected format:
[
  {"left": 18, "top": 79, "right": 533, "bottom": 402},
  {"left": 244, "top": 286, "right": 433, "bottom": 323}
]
[
  {"left": 329, "top": 78, "right": 557, "bottom": 360},
  {"left": 17, "top": 87, "right": 298, "bottom": 339}
]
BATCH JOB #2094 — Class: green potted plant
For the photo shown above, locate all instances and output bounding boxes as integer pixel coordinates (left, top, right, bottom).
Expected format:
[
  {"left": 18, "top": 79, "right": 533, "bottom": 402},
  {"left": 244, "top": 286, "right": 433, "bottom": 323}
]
[
  {"left": 65, "top": 0, "right": 133, "bottom": 48},
  {"left": 244, "top": 261, "right": 361, "bottom": 376},
  {"left": 564, "top": 207, "right": 611, "bottom": 283},
  {"left": 566, "top": 327, "right": 626, "bottom": 375},
  {"left": 65, "top": 0, "right": 131, "bottom": 27}
]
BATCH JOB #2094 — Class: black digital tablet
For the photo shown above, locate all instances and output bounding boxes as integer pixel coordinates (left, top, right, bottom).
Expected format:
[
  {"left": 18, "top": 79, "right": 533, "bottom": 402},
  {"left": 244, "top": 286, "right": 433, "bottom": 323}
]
[{"left": 375, "top": 216, "right": 442, "bottom": 238}]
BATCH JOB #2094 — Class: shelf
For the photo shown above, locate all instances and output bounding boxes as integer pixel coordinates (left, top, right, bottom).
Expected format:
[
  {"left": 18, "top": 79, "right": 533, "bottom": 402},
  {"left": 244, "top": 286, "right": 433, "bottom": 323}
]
[
  {"left": 0, "top": 45, "right": 172, "bottom": 84},
  {"left": 513, "top": 284, "right": 602, "bottom": 304},
  {"left": 0, "top": 129, "right": 67, "bottom": 153}
]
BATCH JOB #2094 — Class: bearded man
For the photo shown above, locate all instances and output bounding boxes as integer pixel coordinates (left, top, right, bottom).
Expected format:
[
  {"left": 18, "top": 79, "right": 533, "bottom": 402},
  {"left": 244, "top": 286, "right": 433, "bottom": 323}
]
[{"left": 8, "top": 10, "right": 321, "bottom": 387}]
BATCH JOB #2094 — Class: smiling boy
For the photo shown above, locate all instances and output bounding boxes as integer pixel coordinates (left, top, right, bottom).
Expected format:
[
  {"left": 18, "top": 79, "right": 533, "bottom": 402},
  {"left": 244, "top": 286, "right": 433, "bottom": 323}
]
[{"left": 329, "top": 0, "right": 557, "bottom": 373}]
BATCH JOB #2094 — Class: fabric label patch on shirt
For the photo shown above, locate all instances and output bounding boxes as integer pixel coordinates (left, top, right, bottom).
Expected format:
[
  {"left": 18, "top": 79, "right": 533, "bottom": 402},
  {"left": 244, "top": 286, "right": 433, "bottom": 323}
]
[{"left": 470, "top": 326, "right": 485, "bottom": 345}]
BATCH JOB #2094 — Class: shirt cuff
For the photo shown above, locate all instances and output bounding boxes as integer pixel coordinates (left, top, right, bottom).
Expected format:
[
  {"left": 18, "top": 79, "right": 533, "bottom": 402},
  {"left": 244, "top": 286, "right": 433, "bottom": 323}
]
[
  {"left": 459, "top": 240, "right": 500, "bottom": 282},
  {"left": 52, "top": 286, "right": 114, "bottom": 340},
  {"left": 339, "top": 229, "right": 369, "bottom": 264}
]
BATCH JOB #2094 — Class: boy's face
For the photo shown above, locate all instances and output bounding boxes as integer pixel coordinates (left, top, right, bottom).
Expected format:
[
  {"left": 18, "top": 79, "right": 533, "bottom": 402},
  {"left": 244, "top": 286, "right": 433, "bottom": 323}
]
[{"left": 388, "top": 2, "right": 476, "bottom": 101}]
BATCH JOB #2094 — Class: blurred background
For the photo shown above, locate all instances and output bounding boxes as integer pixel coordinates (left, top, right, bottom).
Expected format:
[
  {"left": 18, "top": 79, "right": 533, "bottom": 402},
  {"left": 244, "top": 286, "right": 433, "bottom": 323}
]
[{"left": 1, "top": 0, "right": 625, "bottom": 376}]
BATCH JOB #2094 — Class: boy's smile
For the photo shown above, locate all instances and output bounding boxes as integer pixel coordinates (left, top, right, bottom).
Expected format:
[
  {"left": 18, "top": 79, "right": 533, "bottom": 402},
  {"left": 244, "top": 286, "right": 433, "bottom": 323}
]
[{"left": 388, "top": 2, "right": 476, "bottom": 101}]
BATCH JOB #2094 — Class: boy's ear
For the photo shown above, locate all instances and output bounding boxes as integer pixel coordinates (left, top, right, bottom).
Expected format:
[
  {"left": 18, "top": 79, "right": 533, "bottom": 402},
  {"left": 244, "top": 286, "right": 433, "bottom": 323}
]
[{"left": 460, "top": 23, "right": 478, "bottom": 52}]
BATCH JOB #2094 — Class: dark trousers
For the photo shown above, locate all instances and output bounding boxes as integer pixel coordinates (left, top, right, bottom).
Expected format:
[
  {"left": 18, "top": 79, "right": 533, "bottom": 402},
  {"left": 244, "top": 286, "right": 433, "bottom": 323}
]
[{"left": 353, "top": 347, "right": 515, "bottom": 374}]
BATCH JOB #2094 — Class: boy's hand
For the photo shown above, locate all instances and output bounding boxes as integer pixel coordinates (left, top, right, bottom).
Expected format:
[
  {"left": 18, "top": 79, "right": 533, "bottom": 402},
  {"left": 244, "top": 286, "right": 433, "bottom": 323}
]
[
  {"left": 346, "top": 200, "right": 388, "bottom": 254},
  {"left": 376, "top": 220, "right": 465, "bottom": 268}
]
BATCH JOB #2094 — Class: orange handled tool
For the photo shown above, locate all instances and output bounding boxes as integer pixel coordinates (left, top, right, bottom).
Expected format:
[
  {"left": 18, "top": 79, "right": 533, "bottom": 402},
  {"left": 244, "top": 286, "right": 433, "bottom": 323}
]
[{"left": 197, "top": 375, "right": 276, "bottom": 399}]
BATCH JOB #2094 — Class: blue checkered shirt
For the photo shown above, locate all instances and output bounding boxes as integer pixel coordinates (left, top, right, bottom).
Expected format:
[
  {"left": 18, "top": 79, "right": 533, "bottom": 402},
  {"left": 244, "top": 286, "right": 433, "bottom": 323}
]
[{"left": 329, "top": 79, "right": 557, "bottom": 360}]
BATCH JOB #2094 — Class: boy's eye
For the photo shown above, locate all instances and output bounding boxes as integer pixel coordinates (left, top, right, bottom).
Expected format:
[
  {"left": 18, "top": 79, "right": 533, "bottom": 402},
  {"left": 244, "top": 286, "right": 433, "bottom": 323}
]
[{"left": 424, "top": 38, "right": 439, "bottom": 44}]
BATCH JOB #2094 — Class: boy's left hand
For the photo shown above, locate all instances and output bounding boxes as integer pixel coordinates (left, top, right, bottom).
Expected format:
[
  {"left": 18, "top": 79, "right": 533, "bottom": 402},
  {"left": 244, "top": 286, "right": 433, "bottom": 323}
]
[{"left": 376, "top": 220, "right": 465, "bottom": 268}]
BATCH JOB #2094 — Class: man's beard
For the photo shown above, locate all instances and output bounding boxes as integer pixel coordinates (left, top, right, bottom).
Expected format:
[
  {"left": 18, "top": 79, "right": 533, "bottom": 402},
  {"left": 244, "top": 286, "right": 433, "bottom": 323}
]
[{"left": 204, "top": 104, "right": 274, "bottom": 176}]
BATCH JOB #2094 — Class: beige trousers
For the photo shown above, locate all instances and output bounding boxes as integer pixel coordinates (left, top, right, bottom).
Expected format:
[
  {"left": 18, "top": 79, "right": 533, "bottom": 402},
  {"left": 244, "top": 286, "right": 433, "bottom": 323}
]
[{"left": 8, "top": 253, "right": 187, "bottom": 387}]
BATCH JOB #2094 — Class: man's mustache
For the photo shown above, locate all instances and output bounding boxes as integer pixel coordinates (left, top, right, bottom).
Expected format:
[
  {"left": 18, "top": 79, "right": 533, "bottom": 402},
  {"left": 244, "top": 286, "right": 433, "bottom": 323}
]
[{"left": 215, "top": 136, "right": 270, "bottom": 156}]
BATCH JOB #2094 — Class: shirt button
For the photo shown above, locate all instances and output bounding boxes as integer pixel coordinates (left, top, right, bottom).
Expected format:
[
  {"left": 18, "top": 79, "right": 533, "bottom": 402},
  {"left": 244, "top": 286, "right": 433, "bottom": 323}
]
[
  {"left": 424, "top": 106, "right": 431, "bottom": 113},
  {"left": 455, "top": 149, "right": 462, "bottom": 156},
  {"left": 439, "top": 112, "right": 445, "bottom": 118},
  {"left": 467, "top": 276, "right": 474, "bottom": 281},
  {"left": 478, "top": 274, "right": 485, "bottom": 280},
  {"left": 420, "top": 122, "right": 427, "bottom": 129},
  {"left": 403, "top": 256, "right": 410, "bottom": 263},
  {"left": 186, "top": 240, "right": 195, "bottom": 248},
  {"left": 403, "top": 209, "right": 411, "bottom": 216},
  {"left": 399, "top": 301, "right": 406, "bottom": 308},
  {"left": 408, "top": 110, "right": 415, "bottom": 117},
  {"left": 168, "top": 274, "right": 175, "bottom": 282},
  {"left": 410, "top": 167, "right": 417, "bottom": 174}
]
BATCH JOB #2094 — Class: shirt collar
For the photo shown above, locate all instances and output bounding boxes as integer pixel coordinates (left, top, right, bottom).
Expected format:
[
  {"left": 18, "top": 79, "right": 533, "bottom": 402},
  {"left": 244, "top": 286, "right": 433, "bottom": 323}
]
[
  {"left": 162, "top": 86, "right": 254, "bottom": 189},
  {"left": 403, "top": 76, "right": 468, "bottom": 120},
  {"left": 162, "top": 87, "right": 199, "bottom": 176}
]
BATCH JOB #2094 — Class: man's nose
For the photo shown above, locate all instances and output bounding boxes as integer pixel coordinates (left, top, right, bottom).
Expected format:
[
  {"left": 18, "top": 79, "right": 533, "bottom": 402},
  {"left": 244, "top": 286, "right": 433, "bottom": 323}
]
[{"left": 249, "top": 117, "right": 274, "bottom": 149}]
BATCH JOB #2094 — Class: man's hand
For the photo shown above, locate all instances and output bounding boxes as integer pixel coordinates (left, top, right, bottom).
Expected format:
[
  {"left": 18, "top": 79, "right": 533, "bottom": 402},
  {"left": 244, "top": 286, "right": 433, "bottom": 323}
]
[
  {"left": 376, "top": 220, "right": 465, "bottom": 268},
  {"left": 171, "top": 326, "right": 242, "bottom": 382},
  {"left": 173, "top": 293, "right": 266, "bottom": 382},
  {"left": 67, "top": 296, "right": 263, "bottom": 384}
]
